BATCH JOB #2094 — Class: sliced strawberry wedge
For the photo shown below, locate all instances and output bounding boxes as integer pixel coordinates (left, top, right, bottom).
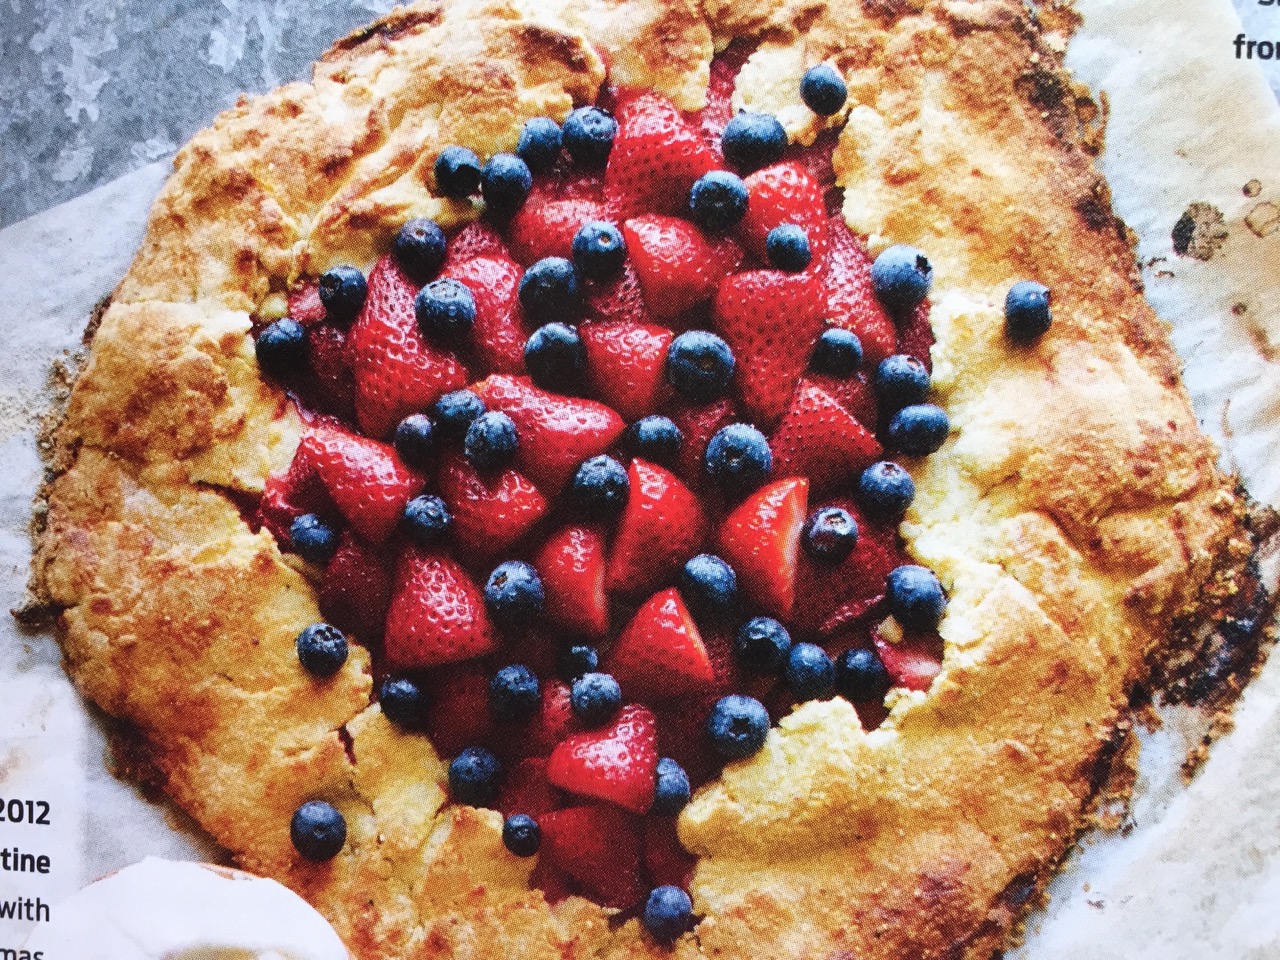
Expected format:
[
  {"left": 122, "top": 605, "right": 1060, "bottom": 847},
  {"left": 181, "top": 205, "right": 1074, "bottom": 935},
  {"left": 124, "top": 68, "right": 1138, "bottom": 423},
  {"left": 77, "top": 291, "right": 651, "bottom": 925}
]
[
  {"left": 874, "top": 632, "right": 944, "bottom": 693},
  {"left": 770, "top": 381, "right": 882, "bottom": 492},
  {"left": 623, "top": 215, "right": 743, "bottom": 320},
  {"left": 507, "top": 194, "right": 606, "bottom": 266},
  {"left": 540, "top": 805, "right": 645, "bottom": 908},
  {"left": 607, "top": 588, "right": 715, "bottom": 700},
  {"left": 669, "top": 398, "right": 736, "bottom": 488},
  {"left": 299, "top": 424, "right": 424, "bottom": 543},
  {"left": 384, "top": 548, "right": 497, "bottom": 671},
  {"left": 423, "top": 664, "right": 494, "bottom": 758},
  {"left": 287, "top": 281, "right": 327, "bottom": 326},
  {"left": 607, "top": 459, "right": 708, "bottom": 594},
  {"left": 536, "top": 525, "right": 609, "bottom": 637},
  {"left": 804, "top": 372, "right": 879, "bottom": 429},
  {"left": 583, "top": 260, "right": 654, "bottom": 327},
  {"left": 546, "top": 704, "right": 658, "bottom": 814},
  {"left": 442, "top": 219, "right": 509, "bottom": 267},
  {"left": 580, "top": 319, "right": 674, "bottom": 420},
  {"left": 496, "top": 757, "right": 560, "bottom": 819},
  {"left": 718, "top": 477, "right": 808, "bottom": 618},
  {"left": 524, "top": 679, "right": 580, "bottom": 757},
  {"left": 436, "top": 453, "right": 548, "bottom": 561},
  {"left": 605, "top": 91, "right": 717, "bottom": 220},
  {"left": 645, "top": 817, "right": 696, "bottom": 889},
  {"left": 826, "top": 218, "right": 898, "bottom": 367},
  {"left": 739, "top": 162, "right": 831, "bottom": 266},
  {"left": 319, "top": 530, "right": 390, "bottom": 638},
  {"left": 897, "top": 298, "right": 936, "bottom": 373},
  {"left": 441, "top": 255, "right": 527, "bottom": 374},
  {"left": 258, "top": 446, "right": 336, "bottom": 540}
]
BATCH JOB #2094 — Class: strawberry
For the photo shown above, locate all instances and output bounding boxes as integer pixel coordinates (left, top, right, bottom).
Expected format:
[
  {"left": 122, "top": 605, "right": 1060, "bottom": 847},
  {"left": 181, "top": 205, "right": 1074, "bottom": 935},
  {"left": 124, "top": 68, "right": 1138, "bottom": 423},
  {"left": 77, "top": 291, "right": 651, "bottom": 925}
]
[
  {"left": 496, "top": 757, "right": 561, "bottom": 819},
  {"left": 604, "top": 91, "right": 717, "bottom": 220},
  {"left": 349, "top": 254, "right": 469, "bottom": 438},
  {"left": 739, "top": 162, "right": 830, "bottom": 265},
  {"left": 897, "top": 298, "right": 935, "bottom": 373},
  {"left": 804, "top": 372, "right": 879, "bottom": 428},
  {"left": 874, "top": 631, "right": 943, "bottom": 693},
  {"left": 443, "top": 220, "right": 509, "bottom": 267},
  {"left": 474, "top": 375, "right": 626, "bottom": 493},
  {"left": 546, "top": 704, "right": 658, "bottom": 814},
  {"left": 436, "top": 453, "right": 548, "bottom": 560},
  {"left": 507, "top": 194, "right": 606, "bottom": 266},
  {"left": 607, "top": 459, "right": 708, "bottom": 594},
  {"left": 383, "top": 548, "right": 497, "bottom": 670},
  {"left": 583, "top": 260, "right": 654, "bottom": 327},
  {"left": 535, "top": 526, "right": 608, "bottom": 637},
  {"left": 623, "top": 215, "right": 743, "bottom": 320},
  {"left": 669, "top": 398, "right": 736, "bottom": 488},
  {"left": 524, "top": 679, "right": 580, "bottom": 757},
  {"left": 288, "top": 282, "right": 327, "bottom": 326},
  {"left": 606, "top": 588, "right": 715, "bottom": 700},
  {"left": 258, "top": 446, "right": 335, "bottom": 541},
  {"left": 318, "top": 530, "right": 390, "bottom": 638},
  {"left": 299, "top": 424, "right": 425, "bottom": 543},
  {"left": 717, "top": 477, "right": 808, "bottom": 618},
  {"left": 644, "top": 817, "right": 696, "bottom": 889},
  {"left": 580, "top": 319, "right": 673, "bottom": 420},
  {"left": 825, "top": 218, "right": 898, "bottom": 367},
  {"left": 423, "top": 664, "right": 494, "bottom": 758},
  {"left": 770, "top": 381, "right": 882, "bottom": 492},
  {"left": 540, "top": 805, "right": 645, "bottom": 908},
  {"left": 713, "top": 268, "right": 826, "bottom": 426},
  {"left": 441, "top": 255, "right": 527, "bottom": 374}
]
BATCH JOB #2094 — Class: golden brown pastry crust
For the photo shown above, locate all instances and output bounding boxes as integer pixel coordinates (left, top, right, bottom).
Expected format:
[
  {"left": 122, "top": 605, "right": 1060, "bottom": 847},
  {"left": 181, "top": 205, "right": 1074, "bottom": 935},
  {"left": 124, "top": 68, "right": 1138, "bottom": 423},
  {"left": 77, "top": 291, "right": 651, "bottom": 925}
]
[{"left": 28, "top": 0, "right": 1255, "bottom": 957}]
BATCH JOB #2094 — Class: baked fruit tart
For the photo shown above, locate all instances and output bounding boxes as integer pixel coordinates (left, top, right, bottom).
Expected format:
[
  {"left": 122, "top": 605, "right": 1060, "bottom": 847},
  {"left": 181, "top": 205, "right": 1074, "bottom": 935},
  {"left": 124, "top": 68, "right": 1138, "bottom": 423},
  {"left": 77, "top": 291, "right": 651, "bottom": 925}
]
[{"left": 27, "top": 0, "right": 1268, "bottom": 957}]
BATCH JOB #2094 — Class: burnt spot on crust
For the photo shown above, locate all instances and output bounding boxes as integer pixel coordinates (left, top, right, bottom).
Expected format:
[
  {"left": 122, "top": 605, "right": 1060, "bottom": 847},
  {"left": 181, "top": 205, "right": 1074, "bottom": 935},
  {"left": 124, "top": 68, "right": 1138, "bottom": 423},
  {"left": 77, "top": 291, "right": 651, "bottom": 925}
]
[
  {"left": 108, "top": 719, "right": 171, "bottom": 802},
  {"left": 517, "top": 23, "right": 597, "bottom": 75},
  {"left": 329, "top": 3, "right": 445, "bottom": 54},
  {"left": 1171, "top": 202, "right": 1229, "bottom": 260}
]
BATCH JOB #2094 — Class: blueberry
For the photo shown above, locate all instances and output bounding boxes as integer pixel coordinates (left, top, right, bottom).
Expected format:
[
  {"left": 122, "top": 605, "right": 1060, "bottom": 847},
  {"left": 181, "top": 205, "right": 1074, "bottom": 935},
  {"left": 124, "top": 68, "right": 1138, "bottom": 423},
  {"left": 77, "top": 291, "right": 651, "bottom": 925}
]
[
  {"left": 875, "top": 354, "right": 931, "bottom": 412},
  {"left": 379, "top": 675, "right": 430, "bottom": 730},
  {"left": 290, "top": 800, "right": 347, "bottom": 861},
  {"left": 393, "top": 413, "right": 436, "bottom": 471},
  {"left": 255, "top": 318, "right": 307, "bottom": 380},
  {"left": 643, "top": 885, "right": 694, "bottom": 944},
  {"left": 734, "top": 617, "right": 792, "bottom": 674},
  {"left": 289, "top": 513, "right": 338, "bottom": 565},
  {"left": 834, "top": 647, "right": 891, "bottom": 702},
  {"left": 885, "top": 564, "right": 947, "bottom": 631},
  {"left": 809, "top": 328, "right": 863, "bottom": 377},
  {"left": 765, "top": 224, "right": 812, "bottom": 272},
  {"left": 887, "top": 404, "right": 949, "bottom": 456},
  {"left": 705, "top": 423, "right": 772, "bottom": 494},
  {"left": 652, "top": 758, "right": 691, "bottom": 815},
  {"left": 679, "top": 554, "right": 738, "bottom": 622},
  {"left": 503, "top": 814, "right": 542, "bottom": 857},
  {"left": 572, "top": 221, "right": 627, "bottom": 280},
  {"left": 800, "top": 64, "right": 849, "bottom": 115},
  {"left": 556, "top": 643, "right": 599, "bottom": 680},
  {"left": 857, "top": 461, "right": 915, "bottom": 519},
  {"left": 481, "top": 153, "right": 533, "bottom": 219},
  {"left": 571, "top": 454, "right": 629, "bottom": 519},
  {"left": 484, "top": 560, "right": 545, "bottom": 627},
  {"left": 434, "top": 145, "right": 482, "bottom": 199},
  {"left": 489, "top": 664, "right": 541, "bottom": 722},
  {"left": 464, "top": 411, "right": 519, "bottom": 471},
  {"left": 516, "top": 117, "right": 563, "bottom": 173},
  {"left": 1005, "top": 280, "right": 1053, "bottom": 342},
  {"left": 448, "top": 746, "right": 504, "bottom": 806},
  {"left": 561, "top": 106, "right": 617, "bottom": 168},
  {"left": 706, "top": 694, "right": 770, "bottom": 760},
  {"left": 688, "top": 170, "right": 749, "bottom": 232},
  {"left": 721, "top": 111, "right": 788, "bottom": 174},
  {"left": 393, "top": 218, "right": 447, "bottom": 283},
  {"left": 871, "top": 244, "right": 933, "bottom": 318},
  {"left": 785, "top": 643, "right": 835, "bottom": 701},
  {"left": 624, "top": 415, "right": 684, "bottom": 467},
  {"left": 524, "top": 322, "right": 586, "bottom": 391},
  {"left": 402, "top": 494, "right": 452, "bottom": 547},
  {"left": 317, "top": 265, "right": 368, "bottom": 326},
  {"left": 433, "top": 389, "right": 487, "bottom": 441},
  {"left": 415, "top": 278, "right": 476, "bottom": 348},
  {"left": 570, "top": 672, "right": 622, "bottom": 726},
  {"left": 519, "top": 257, "right": 582, "bottom": 324},
  {"left": 665, "top": 330, "right": 735, "bottom": 403},
  {"left": 295, "top": 623, "right": 348, "bottom": 677},
  {"left": 802, "top": 506, "right": 859, "bottom": 564}
]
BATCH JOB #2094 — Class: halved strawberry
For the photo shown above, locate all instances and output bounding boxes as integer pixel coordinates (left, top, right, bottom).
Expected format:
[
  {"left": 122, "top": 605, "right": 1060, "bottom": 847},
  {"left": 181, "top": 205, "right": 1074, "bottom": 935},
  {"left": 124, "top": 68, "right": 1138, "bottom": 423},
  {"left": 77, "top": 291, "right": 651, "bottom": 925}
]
[
  {"left": 770, "top": 381, "right": 882, "bottom": 492},
  {"left": 826, "top": 218, "right": 898, "bottom": 367},
  {"left": 644, "top": 816, "right": 696, "bottom": 889},
  {"left": 258, "top": 446, "right": 335, "bottom": 541},
  {"left": 669, "top": 398, "right": 736, "bottom": 488},
  {"left": 717, "top": 477, "right": 808, "bottom": 618},
  {"left": 583, "top": 260, "right": 654, "bottom": 327},
  {"left": 436, "top": 453, "right": 548, "bottom": 560},
  {"left": 299, "top": 424, "right": 425, "bottom": 543},
  {"left": 443, "top": 220, "right": 509, "bottom": 267},
  {"left": 604, "top": 91, "right": 717, "bottom": 220},
  {"left": 507, "top": 194, "right": 606, "bottom": 266},
  {"left": 546, "top": 704, "right": 658, "bottom": 814},
  {"left": 540, "top": 805, "right": 645, "bottom": 908},
  {"left": 441, "top": 255, "right": 527, "bottom": 374},
  {"left": 302, "top": 323, "right": 356, "bottom": 419},
  {"left": 804, "top": 372, "right": 879, "bottom": 429},
  {"left": 580, "top": 319, "right": 674, "bottom": 420},
  {"left": 384, "top": 548, "right": 497, "bottom": 671},
  {"left": 524, "top": 679, "right": 580, "bottom": 757},
  {"left": 897, "top": 298, "right": 935, "bottom": 373},
  {"left": 535, "top": 526, "right": 608, "bottom": 637},
  {"left": 739, "top": 162, "right": 830, "bottom": 265},
  {"left": 874, "top": 631, "right": 943, "bottom": 693},
  {"left": 423, "top": 664, "right": 494, "bottom": 758},
  {"left": 288, "top": 282, "right": 327, "bottom": 326},
  {"left": 318, "top": 530, "right": 390, "bottom": 638},
  {"left": 349, "top": 254, "right": 469, "bottom": 438},
  {"left": 623, "top": 215, "right": 743, "bottom": 320},
  {"left": 606, "top": 588, "right": 714, "bottom": 700},
  {"left": 496, "top": 757, "right": 560, "bottom": 819},
  {"left": 607, "top": 459, "right": 708, "bottom": 594}
]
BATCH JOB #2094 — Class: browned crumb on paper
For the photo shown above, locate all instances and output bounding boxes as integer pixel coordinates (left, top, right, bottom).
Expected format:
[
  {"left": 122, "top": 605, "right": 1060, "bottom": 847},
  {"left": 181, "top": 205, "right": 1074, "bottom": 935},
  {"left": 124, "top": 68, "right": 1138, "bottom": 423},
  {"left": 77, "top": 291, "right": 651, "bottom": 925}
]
[{"left": 1171, "top": 202, "right": 1229, "bottom": 260}]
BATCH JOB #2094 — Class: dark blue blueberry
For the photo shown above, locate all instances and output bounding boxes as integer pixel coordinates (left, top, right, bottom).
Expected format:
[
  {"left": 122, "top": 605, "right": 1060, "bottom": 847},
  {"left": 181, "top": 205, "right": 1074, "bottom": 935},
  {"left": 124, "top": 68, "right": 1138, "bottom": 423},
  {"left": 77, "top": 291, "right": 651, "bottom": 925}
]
[
  {"left": 571, "top": 454, "right": 629, "bottom": 519},
  {"left": 289, "top": 513, "right": 338, "bottom": 565},
  {"left": 378, "top": 675, "right": 430, "bottom": 730},
  {"left": 448, "top": 746, "right": 504, "bottom": 806},
  {"left": 688, "top": 170, "right": 749, "bottom": 232},
  {"left": 666, "top": 330, "right": 735, "bottom": 402},
  {"left": 572, "top": 221, "right": 627, "bottom": 280},
  {"left": 1005, "top": 280, "right": 1053, "bottom": 342},
  {"left": 464, "top": 411, "right": 519, "bottom": 471},
  {"left": 800, "top": 64, "right": 849, "bottom": 115},
  {"left": 556, "top": 643, "right": 599, "bottom": 681},
  {"left": 887, "top": 403, "right": 949, "bottom": 456},
  {"left": 481, "top": 153, "right": 533, "bottom": 219},
  {"left": 721, "top": 111, "right": 788, "bottom": 173},
  {"left": 502, "top": 814, "right": 542, "bottom": 857},
  {"left": 870, "top": 244, "right": 933, "bottom": 319},
  {"left": 433, "top": 145, "right": 482, "bottom": 198},
  {"left": 255, "top": 318, "right": 307, "bottom": 380},
  {"left": 734, "top": 617, "right": 793, "bottom": 674},
  {"left": 706, "top": 694, "right": 770, "bottom": 760},
  {"left": 885, "top": 564, "right": 947, "bottom": 631},
  {"left": 705, "top": 423, "right": 772, "bottom": 494},
  {"left": 432, "top": 389, "right": 486, "bottom": 441},
  {"left": 402, "top": 494, "right": 452, "bottom": 548},
  {"left": 570, "top": 672, "right": 622, "bottom": 727},
  {"left": 518, "top": 257, "right": 582, "bottom": 324},
  {"left": 524, "top": 322, "right": 586, "bottom": 391},
  {"left": 802, "top": 506, "right": 859, "bottom": 564},
  {"left": 295, "top": 623, "right": 348, "bottom": 677},
  {"left": 765, "top": 224, "right": 812, "bottom": 272},
  {"left": 393, "top": 413, "right": 436, "bottom": 471},
  {"left": 643, "top": 886, "right": 694, "bottom": 944},
  {"left": 484, "top": 560, "right": 545, "bottom": 627},
  {"left": 415, "top": 278, "right": 476, "bottom": 348},
  {"left": 624, "top": 415, "right": 684, "bottom": 467},
  {"left": 856, "top": 461, "right": 915, "bottom": 520},
  {"left": 809, "top": 328, "right": 863, "bottom": 377},
  {"left": 489, "top": 664, "right": 541, "bottom": 721},
  {"left": 561, "top": 106, "right": 617, "bottom": 168},
  {"left": 317, "top": 265, "right": 368, "bottom": 326},
  {"left": 875, "top": 354, "right": 931, "bottom": 412},
  {"left": 679, "top": 554, "right": 738, "bottom": 622},
  {"left": 652, "top": 758, "right": 691, "bottom": 815},
  {"left": 785, "top": 643, "right": 835, "bottom": 701},
  {"left": 393, "top": 217, "right": 447, "bottom": 283},
  {"left": 516, "top": 117, "right": 563, "bottom": 173},
  {"left": 290, "top": 800, "right": 347, "bottom": 861},
  {"left": 834, "top": 647, "right": 891, "bottom": 702}
]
